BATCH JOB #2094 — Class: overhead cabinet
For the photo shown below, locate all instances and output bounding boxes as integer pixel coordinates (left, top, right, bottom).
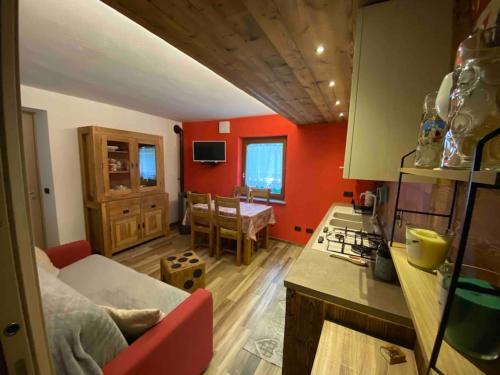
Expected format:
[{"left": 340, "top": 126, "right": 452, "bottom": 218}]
[
  {"left": 343, "top": 0, "right": 453, "bottom": 181},
  {"left": 79, "top": 126, "right": 169, "bottom": 257}
]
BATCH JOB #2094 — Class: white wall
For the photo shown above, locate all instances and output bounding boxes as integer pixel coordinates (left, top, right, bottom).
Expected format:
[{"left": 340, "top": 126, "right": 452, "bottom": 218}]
[{"left": 21, "top": 85, "right": 181, "bottom": 245}]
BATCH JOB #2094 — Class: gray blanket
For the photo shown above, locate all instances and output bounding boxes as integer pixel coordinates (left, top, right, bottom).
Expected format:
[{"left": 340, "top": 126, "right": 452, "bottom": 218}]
[
  {"left": 58, "top": 255, "right": 189, "bottom": 314},
  {"left": 38, "top": 268, "right": 127, "bottom": 375}
]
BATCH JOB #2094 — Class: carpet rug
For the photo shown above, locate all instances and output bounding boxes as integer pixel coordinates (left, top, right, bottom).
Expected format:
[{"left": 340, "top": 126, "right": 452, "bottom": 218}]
[{"left": 243, "top": 288, "right": 286, "bottom": 367}]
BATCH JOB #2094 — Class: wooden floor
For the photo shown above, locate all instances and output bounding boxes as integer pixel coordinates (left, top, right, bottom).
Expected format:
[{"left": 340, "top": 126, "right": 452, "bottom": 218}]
[{"left": 113, "top": 229, "right": 303, "bottom": 375}]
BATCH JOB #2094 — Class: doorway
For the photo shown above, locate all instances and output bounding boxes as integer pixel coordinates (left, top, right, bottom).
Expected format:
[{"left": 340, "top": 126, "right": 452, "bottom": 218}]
[{"left": 21, "top": 111, "right": 46, "bottom": 248}]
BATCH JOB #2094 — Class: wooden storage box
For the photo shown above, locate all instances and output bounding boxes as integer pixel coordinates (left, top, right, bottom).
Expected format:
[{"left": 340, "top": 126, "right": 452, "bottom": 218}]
[{"left": 161, "top": 251, "right": 206, "bottom": 293}]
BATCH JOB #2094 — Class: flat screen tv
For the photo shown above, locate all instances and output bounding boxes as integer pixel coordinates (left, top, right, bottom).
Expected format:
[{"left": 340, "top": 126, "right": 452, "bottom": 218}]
[{"left": 193, "top": 141, "right": 226, "bottom": 163}]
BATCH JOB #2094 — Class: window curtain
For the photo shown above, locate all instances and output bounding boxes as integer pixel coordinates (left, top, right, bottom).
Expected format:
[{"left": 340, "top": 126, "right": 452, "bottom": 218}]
[
  {"left": 139, "top": 146, "right": 157, "bottom": 180},
  {"left": 245, "top": 143, "right": 283, "bottom": 194}
]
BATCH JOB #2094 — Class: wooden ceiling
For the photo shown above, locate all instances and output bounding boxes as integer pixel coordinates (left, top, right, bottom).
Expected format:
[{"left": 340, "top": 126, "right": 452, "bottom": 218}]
[{"left": 101, "top": 0, "right": 360, "bottom": 124}]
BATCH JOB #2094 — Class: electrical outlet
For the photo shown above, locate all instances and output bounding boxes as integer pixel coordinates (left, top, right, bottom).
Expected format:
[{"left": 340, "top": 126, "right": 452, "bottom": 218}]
[
  {"left": 294, "top": 226, "right": 302, "bottom": 232},
  {"left": 343, "top": 191, "right": 354, "bottom": 198},
  {"left": 306, "top": 228, "right": 314, "bottom": 234}
]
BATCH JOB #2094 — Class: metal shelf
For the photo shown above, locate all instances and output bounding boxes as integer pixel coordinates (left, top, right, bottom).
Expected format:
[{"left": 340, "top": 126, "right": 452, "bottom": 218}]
[
  {"left": 400, "top": 167, "right": 499, "bottom": 186},
  {"left": 391, "top": 128, "right": 500, "bottom": 374}
]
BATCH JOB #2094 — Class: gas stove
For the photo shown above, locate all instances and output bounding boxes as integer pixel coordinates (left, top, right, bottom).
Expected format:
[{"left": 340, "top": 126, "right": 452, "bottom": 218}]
[{"left": 312, "top": 219, "right": 386, "bottom": 261}]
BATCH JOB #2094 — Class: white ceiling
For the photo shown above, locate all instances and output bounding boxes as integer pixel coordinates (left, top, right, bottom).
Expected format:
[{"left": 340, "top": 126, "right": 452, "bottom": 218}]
[{"left": 19, "top": 0, "right": 274, "bottom": 121}]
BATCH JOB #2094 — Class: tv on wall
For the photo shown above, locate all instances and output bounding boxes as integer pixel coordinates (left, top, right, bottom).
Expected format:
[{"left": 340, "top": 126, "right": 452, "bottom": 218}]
[{"left": 192, "top": 141, "right": 226, "bottom": 163}]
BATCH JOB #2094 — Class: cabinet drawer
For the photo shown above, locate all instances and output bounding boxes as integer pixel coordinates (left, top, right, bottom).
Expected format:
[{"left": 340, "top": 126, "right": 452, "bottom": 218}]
[
  {"left": 107, "top": 198, "right": 140, "bottom": 219},
  {"left": 141, "top": 194, "right": 166, "bottom": 211}
]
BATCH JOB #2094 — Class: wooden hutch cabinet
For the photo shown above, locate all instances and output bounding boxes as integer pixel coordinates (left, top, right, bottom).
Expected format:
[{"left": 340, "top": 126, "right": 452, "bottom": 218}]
[{"left": 78, "top": 126, "right": 169, "bottom": 257}]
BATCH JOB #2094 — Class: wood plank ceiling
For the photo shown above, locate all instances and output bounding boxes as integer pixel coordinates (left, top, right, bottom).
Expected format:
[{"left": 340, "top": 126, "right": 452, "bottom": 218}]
[{"left": 101, "top": 0, "right": 359, "bottom": 124}]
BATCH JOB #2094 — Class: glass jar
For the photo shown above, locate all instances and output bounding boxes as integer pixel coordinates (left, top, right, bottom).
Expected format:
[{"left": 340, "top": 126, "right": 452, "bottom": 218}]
[
  {"left": 441, "top": 26, "right": 500, "bottom": 170},
  {"left": 414, "top": 92, "right": 447, "bottom": 168}
]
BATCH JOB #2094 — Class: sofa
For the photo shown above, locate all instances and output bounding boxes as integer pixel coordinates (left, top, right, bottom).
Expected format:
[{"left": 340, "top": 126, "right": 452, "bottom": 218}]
[{"left": 42, "top": 240, "right": 213, "bottom": 375}]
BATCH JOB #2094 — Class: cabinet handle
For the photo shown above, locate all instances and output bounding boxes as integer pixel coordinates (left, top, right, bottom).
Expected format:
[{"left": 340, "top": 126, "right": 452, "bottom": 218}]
[
  {"left": 151, "top": 204, "right": 156, "bottom": 208},
  {"left": 142, "top": 223, "right": 145, "bottom": 228},
  {"left": 123, "top": 209, "right": 129, "bottom": 214},
  {"left": 137, "top": 223, "right": 141, "bottom": 229},
  {"left": 130, "top": 162, "right": 134, "bottom": 168}
]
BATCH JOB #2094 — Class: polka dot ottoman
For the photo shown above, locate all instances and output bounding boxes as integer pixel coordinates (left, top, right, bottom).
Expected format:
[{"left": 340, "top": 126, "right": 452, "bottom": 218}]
[{"left": 160, "top": 251, "right": 205, "bottom": 293}]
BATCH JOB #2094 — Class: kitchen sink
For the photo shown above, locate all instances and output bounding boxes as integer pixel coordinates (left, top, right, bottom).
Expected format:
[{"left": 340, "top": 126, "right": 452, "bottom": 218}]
[
  {"left": 329, "top": 218, "right": 363, "bottom": 231},
  {"left": 332, "top": 212, "right": 363, "bottom": 222}
]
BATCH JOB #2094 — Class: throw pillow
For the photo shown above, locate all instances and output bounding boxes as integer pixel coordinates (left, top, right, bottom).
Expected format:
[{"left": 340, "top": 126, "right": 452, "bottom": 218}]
[
  {"left": 101, "top": 305, "right": 165, "bottom": 341},
  {"left": 35, "top": 246, "right": 59, "bottom": 276}
]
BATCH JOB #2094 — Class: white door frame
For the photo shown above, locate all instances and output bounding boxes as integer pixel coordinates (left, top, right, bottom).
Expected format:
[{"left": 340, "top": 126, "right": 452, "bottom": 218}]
[
  {"left": 21, "top": 107, "right": 60, "bottom": 247},
  {"left": 0, "top": 0, "right": 53, "bottom": 373}
]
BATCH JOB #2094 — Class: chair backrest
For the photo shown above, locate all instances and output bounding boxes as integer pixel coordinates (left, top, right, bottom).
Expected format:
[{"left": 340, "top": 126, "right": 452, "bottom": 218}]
[
  {"left": 249, "top": 188, "right": 271, "bottom": 205},
  {"left": 187, "top": 192, "right": 212, "bottom": 227},
  {"left": 232, "top": 186, "right": 250, "bottom": 201},
  {"left": 214, "top": 196, "right": 241, "bottom": 232}
]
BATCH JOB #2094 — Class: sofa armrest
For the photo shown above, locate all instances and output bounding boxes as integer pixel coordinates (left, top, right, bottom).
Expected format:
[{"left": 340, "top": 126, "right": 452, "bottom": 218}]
[
  {"left": 104, "top": 288, "right": 213, "bottom": 375},
  {"left": 46, "top": 240, "right": 92, "bottom": 268}
]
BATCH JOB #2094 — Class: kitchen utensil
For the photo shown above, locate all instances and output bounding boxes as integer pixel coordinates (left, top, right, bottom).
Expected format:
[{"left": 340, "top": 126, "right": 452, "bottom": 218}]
[
  {"left": 374, "top": 242, "right": 395, "bottom": 281},
  {"left": 405, "top": 225, "right": 454, "bottom": 271},
  {"left": 329, "top": 253, "right": 368, "bottom": 267}
]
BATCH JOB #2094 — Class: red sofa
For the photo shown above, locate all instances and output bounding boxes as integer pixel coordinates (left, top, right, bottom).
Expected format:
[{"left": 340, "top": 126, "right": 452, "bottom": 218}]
[{"left": 46, "top": 240, "right": 213, "bottom": 375}]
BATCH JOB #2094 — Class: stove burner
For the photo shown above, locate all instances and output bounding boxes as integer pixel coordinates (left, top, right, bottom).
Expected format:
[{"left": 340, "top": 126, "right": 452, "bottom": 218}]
[
  {"left": 320, "top": 225, "right": 384, "bottom": 261},
  {"left": 351, "top": 244, "right": 375, "bottom": 257}
]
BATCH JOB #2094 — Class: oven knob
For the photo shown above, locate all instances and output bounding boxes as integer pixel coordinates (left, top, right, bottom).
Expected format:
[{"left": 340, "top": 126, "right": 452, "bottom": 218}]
[
  {"left": 318, "top": 236, "right": 324, "bottom": 244},
  {"left": 323, "top": 226, "right": 328, "bottom": 233}
]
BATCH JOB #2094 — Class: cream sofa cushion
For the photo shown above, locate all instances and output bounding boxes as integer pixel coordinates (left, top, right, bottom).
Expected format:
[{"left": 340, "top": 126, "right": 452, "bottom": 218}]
[
  {"left": 35, "top": 246, "right": 59, "bottom": 276},
  {"left": 101, "top": 306, "right": 165, "bottom": 341}
]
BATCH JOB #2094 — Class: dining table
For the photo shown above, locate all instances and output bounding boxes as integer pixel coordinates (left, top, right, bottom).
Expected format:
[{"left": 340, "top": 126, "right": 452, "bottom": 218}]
[{"left": 182, "top": 201, "right": 276, "bottom": 265}]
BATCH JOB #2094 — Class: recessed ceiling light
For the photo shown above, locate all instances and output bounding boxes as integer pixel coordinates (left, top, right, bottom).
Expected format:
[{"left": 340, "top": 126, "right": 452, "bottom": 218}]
[
  {"left": 316, "top": 45, "right": 325, "bottom": 55},
  {"left": 335, "top": 100, "right": 341, "bottom": 106},
  {"left": 339, "top": 112, "right": 345, "bottom": 117},
  {"left": 329, "top": 80, "right": 335, "bottom": 88}
]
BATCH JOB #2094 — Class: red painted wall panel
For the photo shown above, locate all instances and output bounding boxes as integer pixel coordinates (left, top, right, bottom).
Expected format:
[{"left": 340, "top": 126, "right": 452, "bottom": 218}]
[{"left": 183, "top": 114, "right": 376, "bottom": 244}]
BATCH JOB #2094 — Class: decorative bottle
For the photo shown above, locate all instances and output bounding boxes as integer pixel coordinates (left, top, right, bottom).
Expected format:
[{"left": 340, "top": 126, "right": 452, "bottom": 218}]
[{"left": 414, "top": 92, "right": 447, "bottom": 168}]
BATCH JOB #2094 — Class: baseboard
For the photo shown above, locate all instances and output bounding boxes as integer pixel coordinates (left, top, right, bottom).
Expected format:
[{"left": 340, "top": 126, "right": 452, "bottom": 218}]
[{"left": 269, "top": 236, "right": 304, "bottom": 247}]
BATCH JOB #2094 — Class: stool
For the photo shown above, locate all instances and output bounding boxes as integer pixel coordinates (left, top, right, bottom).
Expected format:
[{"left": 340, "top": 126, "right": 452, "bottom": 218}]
[{"left": 160, "top": 251, "right": 205, "bottom": 293}]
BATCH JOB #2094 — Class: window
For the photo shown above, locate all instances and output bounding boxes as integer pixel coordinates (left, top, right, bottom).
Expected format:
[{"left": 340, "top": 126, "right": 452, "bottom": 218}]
[{"left": 242, "top": 137, "right": 286, "bottom": 200}]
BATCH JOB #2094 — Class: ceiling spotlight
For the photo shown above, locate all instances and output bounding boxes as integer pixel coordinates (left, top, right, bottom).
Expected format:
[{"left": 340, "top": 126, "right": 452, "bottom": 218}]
[
  {"left": 335, "top": 100, "right": 341, "bottom": 106},
  {"left": 339, "top": 112, "right": 345, "bottom": 117},
  {"left": 329, "top": 80, "right": 335, "bottom": 88},
  {"left": 316, "top": 45, "right": 325, "bottom": 55}
]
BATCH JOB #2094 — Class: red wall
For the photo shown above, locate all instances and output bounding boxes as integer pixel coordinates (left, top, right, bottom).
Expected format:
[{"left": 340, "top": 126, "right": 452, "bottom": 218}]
[{"left": 183, "top": 114, "right": 376, "bottom": 244}]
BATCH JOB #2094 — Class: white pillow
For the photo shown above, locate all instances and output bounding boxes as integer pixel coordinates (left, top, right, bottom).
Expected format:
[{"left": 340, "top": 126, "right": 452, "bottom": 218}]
[
  {"left": 100, "top": 305, "right": 165, "bottom": 341},
  {"left": 35, "top": 246, "right": 59, "bottom": 276}
]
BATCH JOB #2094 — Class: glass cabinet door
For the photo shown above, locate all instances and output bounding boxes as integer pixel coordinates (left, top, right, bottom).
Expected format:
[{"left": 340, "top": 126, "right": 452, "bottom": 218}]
[
  {"left": 103, "top": 136, "right": 134, "bottom": 196},
  {"left": 137, "top": 141, "right": 159, "bottom": 191}
]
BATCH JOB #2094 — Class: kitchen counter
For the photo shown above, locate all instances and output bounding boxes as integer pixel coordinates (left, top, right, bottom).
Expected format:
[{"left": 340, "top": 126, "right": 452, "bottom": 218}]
[{"left": 284, "top": 202, "right": 412, "bottom": 327}]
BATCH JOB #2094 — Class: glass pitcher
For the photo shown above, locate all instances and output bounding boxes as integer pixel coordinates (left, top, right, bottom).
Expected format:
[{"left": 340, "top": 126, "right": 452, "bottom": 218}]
[{"left": 441, "top": 26, "right": 500, "bottom": 170}]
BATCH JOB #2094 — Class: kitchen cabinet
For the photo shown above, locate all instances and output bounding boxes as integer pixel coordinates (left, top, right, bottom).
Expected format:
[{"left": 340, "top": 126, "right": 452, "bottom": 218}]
[
  {"left": 343, "top": 0, "right": 453, "bottom": 181},
  {"left": 78, "top": 126, "right": 169, "bottom": 257}
]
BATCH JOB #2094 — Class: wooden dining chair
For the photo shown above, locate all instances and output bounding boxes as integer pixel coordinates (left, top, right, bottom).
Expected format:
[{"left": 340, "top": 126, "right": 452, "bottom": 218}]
[
  {"left": 232, "top": 185, "right": 250, "bottom": 202},
  {"left": 248, "top": 188, "right": 271, "bottom": 205},
  {"left": 187, "top": 191, "right": 214, "bottom": 256},
  {"left": 249, "top": 188, "right": 271, "bottom": 250},
  {"left": 214, "top": 196, "right": 243, "bottom": 265}
]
